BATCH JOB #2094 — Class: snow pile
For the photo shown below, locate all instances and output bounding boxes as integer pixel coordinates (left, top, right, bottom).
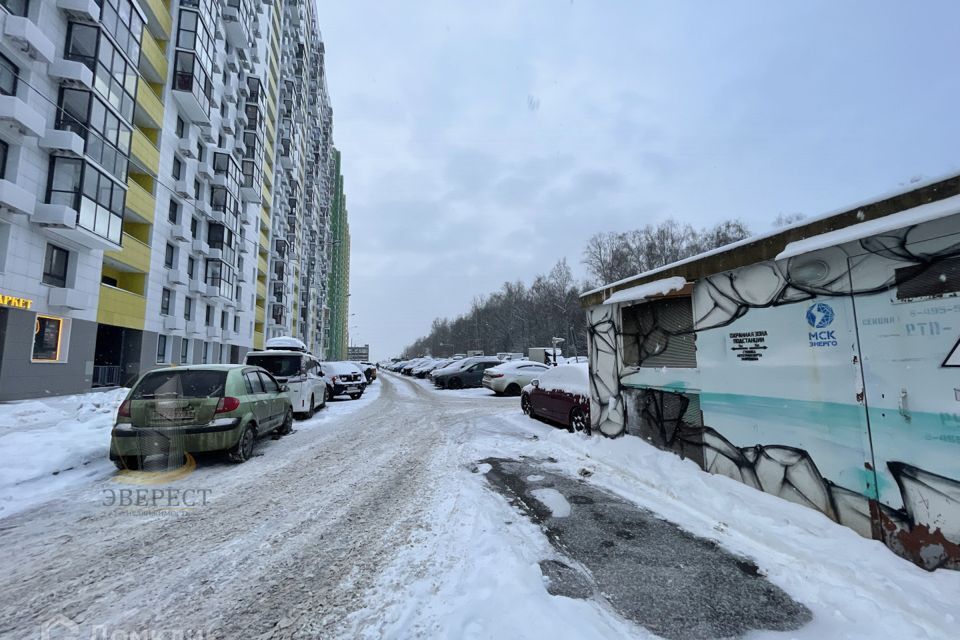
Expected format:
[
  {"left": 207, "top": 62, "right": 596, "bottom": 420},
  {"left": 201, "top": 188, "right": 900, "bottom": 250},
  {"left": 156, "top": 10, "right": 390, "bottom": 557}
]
[
  {"left": 0, "top": 388, "right": 128, "bottom": 517},
  {"left": 603, "top": 276, "right": 688, "bottom": 305},
  {"left": 537, "top": 363, "right": 589, "bottom": 397},
  {"left": 530, "top": 488, "right": 571, "bottom": 517}
]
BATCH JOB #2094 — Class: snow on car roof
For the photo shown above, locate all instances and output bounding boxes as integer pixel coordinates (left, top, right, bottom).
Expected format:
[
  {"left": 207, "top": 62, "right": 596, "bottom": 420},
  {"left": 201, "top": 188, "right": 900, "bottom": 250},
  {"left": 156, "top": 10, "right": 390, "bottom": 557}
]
[
  {"left": 265, "top": 336, "right": 308, "bottom": 351},
  {"left": 537, "top": 363, "right": 589, "bottom": 397},
  {"left": 490, "top": 360, "right": 549, "bottom": 372}
]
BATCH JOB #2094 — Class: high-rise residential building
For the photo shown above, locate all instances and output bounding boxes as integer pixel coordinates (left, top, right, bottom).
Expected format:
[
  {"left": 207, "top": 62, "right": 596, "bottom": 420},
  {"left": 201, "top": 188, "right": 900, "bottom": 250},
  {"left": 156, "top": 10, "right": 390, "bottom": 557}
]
[
  {"left": 326, "top": 146, "right": 349, "bottom": 361},
  {"left": 0, "top": 0, "right": 346, "bottom": 401}
]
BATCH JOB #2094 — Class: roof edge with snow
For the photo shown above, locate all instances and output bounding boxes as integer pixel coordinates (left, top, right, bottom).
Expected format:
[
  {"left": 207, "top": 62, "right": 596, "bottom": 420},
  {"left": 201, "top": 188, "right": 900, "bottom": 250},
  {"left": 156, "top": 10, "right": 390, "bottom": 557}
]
[{"left": 580, "top": 173, "right": 960, "bottom": 308}]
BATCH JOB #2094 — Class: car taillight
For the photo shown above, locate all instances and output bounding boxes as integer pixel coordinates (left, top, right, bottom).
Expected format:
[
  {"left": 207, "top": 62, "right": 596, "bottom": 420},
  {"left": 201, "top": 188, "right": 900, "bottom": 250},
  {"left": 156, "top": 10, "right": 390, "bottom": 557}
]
[
  {"left": 117, "top": 400, "right": 131, "bottom": 418},
  {"left": 216, "top": 397, "right": 241, "bottom": 414},
  {"left": 488, "top": 373, "right": 504, "bottom": 378}
]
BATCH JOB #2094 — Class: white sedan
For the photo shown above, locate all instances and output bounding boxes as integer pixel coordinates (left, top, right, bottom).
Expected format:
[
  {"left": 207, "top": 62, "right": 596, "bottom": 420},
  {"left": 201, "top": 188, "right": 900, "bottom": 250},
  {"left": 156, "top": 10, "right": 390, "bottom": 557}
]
[{"left": 481, "top": 360, "right": 551, "bottom": 396}]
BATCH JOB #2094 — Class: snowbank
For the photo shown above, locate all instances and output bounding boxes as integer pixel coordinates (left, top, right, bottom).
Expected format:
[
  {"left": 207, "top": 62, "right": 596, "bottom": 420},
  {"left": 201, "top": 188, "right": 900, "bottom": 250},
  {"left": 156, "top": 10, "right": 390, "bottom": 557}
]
[{"left": 0, "top": 388, "right": 128, "bottom": 518}]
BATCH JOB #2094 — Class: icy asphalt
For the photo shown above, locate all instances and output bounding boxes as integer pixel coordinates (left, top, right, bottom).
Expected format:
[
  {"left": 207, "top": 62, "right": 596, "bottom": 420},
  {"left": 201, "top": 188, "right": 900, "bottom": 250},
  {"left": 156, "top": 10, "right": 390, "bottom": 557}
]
[{"left": 0, "top": 372, "right": 947, "bottom": 639}]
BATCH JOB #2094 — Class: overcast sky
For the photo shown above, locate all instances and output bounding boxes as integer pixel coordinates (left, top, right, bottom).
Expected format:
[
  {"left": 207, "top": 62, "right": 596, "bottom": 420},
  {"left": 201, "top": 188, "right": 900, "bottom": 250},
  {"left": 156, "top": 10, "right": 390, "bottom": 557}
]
[{"left": 316, "top": 0, "right": 960, "bottom": 360}]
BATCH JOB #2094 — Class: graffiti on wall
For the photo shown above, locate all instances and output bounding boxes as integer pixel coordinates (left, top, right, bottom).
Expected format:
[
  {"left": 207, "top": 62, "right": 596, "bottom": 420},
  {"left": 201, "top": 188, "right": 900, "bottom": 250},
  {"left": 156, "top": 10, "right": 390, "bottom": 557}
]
[{"left": 587, "top": 224, "right": 960, "bottom": 569}]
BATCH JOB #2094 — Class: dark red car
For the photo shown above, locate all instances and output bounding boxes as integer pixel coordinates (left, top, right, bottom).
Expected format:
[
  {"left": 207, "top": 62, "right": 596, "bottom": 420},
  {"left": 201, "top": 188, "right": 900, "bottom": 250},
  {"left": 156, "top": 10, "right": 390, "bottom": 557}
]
[{"left": 520, "top": 364, "right": 591, "bottom": 434}]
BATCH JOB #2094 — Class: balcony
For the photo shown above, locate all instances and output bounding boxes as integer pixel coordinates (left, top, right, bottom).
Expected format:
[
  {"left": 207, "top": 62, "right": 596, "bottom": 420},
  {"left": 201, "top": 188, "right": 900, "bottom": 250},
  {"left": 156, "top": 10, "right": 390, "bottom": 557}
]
[
  {"left": 135, "top": 83, "right": 164, "bottom": 130},
  {"left": 188, "top": 279, "right": 206, "bottom": 295},
  {"left": 124, "top": 180, "right": 155, "bottom": 224},
  {"left": 3, "top": 15, "right": 55, "bottom": 63},
  {"left": 97, "top": 284, "right": 146, "bottom": 330},
  {"left": 56, "top": 0, "right": 100, "bottom": 22},
  {"left": 166, "top": 267, "right": 188, "bottom": 286},
  {"left": 139, "top": 30, "right": 167, "bottom": 84},
  {"left": 33, "top": 204, "right": 121, "bottom": 252},
  {"left": 163, "top": 316, "right": 185, "bottom": 331},
  {"left": 104, "top": 233, "right": 151, "bottom": 273},
  {"left": 47, "top": 58, "right": 94, "bottom": 90},
  {"left": 170, "top": 215, "right": 191, "bottom": 242},
  {"left": 139, "top": 0, "right": 172, "bottom": 40},
  {"left": 39, "top": 129, "right": 84, "bottom": 157},
  {"left": 130, "top": 128, "right": 160, "bottom": 176},
  {"left": 0, "top": 95, "right": 45, "bottom": 139}
]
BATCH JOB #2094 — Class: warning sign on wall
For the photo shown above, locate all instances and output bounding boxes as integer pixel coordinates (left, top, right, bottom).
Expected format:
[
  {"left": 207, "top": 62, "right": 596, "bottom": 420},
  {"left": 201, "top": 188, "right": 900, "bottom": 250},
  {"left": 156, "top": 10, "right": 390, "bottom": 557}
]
[{"left": 729, "top": 330, "right": 768, "bottom": 362}]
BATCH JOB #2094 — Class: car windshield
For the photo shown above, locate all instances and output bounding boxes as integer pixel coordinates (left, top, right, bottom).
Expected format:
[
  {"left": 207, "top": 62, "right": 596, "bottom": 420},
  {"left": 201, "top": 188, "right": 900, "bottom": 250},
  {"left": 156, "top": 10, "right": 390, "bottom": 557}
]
[
  {"left": 132, "top": 370, "right": 227, "bottom": 399},
  {"left": 246, "top": 355, "right": 301, "bottom": 378}
]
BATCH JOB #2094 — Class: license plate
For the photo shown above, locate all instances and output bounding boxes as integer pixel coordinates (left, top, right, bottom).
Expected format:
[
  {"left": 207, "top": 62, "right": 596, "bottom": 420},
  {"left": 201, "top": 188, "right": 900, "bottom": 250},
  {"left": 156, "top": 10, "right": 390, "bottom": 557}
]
[{"left": 345, "top": 385, "right": 360, "bottom": 391}]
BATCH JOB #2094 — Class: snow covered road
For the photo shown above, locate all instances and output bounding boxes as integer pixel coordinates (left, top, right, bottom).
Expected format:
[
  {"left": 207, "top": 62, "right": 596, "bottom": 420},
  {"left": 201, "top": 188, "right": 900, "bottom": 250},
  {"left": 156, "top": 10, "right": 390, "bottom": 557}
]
[{"left": 1, "top": 372, "right": 957, "bottom": 639}]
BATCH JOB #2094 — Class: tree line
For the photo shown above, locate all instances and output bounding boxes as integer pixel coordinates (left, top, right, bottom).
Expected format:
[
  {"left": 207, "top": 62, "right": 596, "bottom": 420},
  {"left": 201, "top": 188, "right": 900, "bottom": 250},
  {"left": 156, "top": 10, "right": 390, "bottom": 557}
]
[{"left": 401, "top": 218, "right": 751, "bottom": 358}]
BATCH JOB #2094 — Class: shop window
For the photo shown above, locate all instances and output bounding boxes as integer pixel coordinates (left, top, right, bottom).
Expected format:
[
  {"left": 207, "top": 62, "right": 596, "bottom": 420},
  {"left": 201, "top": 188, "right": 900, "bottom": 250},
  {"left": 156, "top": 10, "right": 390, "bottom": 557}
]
[
  {"left": 156, "top": 334, "right": 167, "bottom": 363},
  {"left": 622, "top": 296, "right": 697, "bottom": 368},
  {"left": 42, "top": 244, "right": 69, "bottom": 288},
  {"left": 32, "top": 316, "right": 64, "bottom": 362}
]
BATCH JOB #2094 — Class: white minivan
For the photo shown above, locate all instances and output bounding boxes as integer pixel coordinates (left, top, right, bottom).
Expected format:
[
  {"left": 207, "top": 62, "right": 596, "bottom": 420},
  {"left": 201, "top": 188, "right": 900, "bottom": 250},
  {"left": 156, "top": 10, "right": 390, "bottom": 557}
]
[{"left": 244, "top": 349, "right": 327, "bottom": 418}]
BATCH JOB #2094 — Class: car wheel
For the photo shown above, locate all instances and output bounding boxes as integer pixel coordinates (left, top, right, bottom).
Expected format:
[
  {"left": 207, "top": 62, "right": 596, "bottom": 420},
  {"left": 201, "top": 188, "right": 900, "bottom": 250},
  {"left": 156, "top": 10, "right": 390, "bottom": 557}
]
[
  {"left": 521, "top": 394, "right": 536, "bottom": 418},
  {"left": 349, "top": 393, "right": 362, "bottom": 400},
  {"left": 305, "top": 395, "right": 316, "bottom": 419},
  {"left": 113, "top": 455, "right": 141, "bottom": 471},
  {"left": 569, "top": 407, "right": 590, "bottom": 434},
  {"left": 323, "top": 386, "right": 330, "bottom": 406},
  {"left": 277, "top": 409, "right": 294, "bottom": 436},
  {"left": 505, "top": 383, "right": 522, "bottom": 396},
  {"left": 448, "top": 377, "right": 463, "bottom": 390},
  {"left": 229, "top": 423, "right": 256, "bottom": 463}
]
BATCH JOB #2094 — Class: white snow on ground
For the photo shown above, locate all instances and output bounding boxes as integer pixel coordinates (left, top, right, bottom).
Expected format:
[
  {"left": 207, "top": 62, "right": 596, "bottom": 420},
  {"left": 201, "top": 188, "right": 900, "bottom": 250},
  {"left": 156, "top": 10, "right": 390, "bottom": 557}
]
[
  {"left": 0, "top": 382, "right": 379, "bottom": 519},
  {"left": 530, "top": 487, "right": 572, "bottom": 517},
  {"left": 350, "top": 376, "right": 960, "bottom": 640}
]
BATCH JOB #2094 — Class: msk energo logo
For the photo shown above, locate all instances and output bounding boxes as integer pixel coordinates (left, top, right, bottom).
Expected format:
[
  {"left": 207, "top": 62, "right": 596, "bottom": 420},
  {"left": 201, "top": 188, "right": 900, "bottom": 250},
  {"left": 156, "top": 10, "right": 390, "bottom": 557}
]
[{"left": 806, "top": 302, "right": 835, "bottom": 329}]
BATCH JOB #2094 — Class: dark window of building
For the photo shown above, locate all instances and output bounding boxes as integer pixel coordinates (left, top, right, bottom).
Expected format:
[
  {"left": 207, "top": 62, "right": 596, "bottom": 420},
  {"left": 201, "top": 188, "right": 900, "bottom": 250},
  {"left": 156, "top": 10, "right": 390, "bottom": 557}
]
[
  {"left": 56, "top": 88, "right": 131, "bottom": 181},
  {"left": 64, "top": 21, "right": 138, "bottom": 121},
  {"left": 101, "top": 274, "right": 118, "bottom": 287},
  {"left": 180, "top": 338, "right": 189, "bottom": 364},
  {"left": 0, "top": 1, "right": 29, "bottom": 18},
  {"left": 194, "top": 178, "right": 201, "bottom": 199},
  {"left": 622, "top": 296, "right": 697, "bottom": 368},
  {"left": 895, "top": 257, "right": 960, "bottom": 301},
  {"left": 156, "top": 334, "right": 167, "bottom": 363},
  {"left": 220, "top": 310, "right": 227, "bottom": 330},
  {"left": 172, "top": 157, "right": 182, "bottom": 180},
  {"left": 233, "top": 315, "right": 239, "bottom": 333},
  {"left": 164, "top": 243, "right": 175, "bottom": 268},
  {"left": 42, "top": 244, "right": 69, "bottom": 287},
  {"left": 176, "top": 116, "right": 185, "bottom": 137},
  {"left": 160, "top": 288, "right": 171, "bottom": 315},
  {"left": 168, "top": 199, "right": 179, "bottom": 223},
  {"left": 33, "top": 316, "right": 63, "bottom": 361},
  {"left": 0, "top": 52, "right": 18, "bottom": 96},
  {"left": 184, "top": 296, "right": 193, "bottom": 320},
  {"left": 187, "top": 256, "right": 195, "bottom": 279},
  {"left": 205, "top": 304, "right": 213, "bottom": 326},
  {"left": 0, "top": 140, "right": 8, "bottom": 180}
]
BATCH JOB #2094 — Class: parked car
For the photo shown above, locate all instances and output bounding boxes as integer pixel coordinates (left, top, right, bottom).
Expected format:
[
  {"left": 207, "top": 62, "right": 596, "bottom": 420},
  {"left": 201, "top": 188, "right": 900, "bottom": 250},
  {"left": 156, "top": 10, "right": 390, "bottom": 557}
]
[
  {"left": 110, "top": 365, "right": 294, "bottom": 468},
  {"left": 433, "top": 358, "right": 503, "bottom": 389},
  {"left": 360, "top": 362, "right": 378, "bottom": 381},
  {"left": 482, "top": 360, "right": 551, "bottom": 396},
  {"left": 520, "top": 363, "right": 591, "bottom": 434},
  {"left": 320, "top": 361, "right": 367, "bottom": 399},
  {"left": 416, "top": 358, "right": 451, "bottom": 378},
  {"left": 402, "top": 358, "right": 430, "bottom": 375},
  {"left": 244, "top": 349, "right": 327, "bottom": 419}
]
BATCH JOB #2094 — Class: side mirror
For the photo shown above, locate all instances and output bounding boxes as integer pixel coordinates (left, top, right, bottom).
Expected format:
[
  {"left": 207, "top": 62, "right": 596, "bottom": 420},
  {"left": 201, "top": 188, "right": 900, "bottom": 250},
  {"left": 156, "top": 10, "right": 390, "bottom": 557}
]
[
  {"left": 531, "top": 379, "right": 540, "bottom": 389},
  {"left": 279, "top": 384, "right": 290, "bottom": 393}
]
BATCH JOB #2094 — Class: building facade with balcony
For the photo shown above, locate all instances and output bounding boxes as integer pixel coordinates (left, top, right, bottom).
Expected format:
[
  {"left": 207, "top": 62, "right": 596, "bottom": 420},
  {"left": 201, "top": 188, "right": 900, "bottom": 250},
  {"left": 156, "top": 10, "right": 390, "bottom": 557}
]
[
  {"left": 0, "top": 0, "right": 344, "bottom": 400},
  {"left": 325, "top": 147, "right": 349, "bottom": 361}
]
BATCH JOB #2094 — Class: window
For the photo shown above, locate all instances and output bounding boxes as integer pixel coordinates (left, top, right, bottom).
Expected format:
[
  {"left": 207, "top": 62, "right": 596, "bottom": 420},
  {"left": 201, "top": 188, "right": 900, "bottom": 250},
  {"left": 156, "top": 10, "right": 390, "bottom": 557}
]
[
  {"left": 168, "top": 199, "right": 179, "bottom": 223},
  {"left": 184, "top": 296, "right": 193, "bottom": 320},
  {"left": 42, "top": 245, "right": 69, "bottom": 287},
  {"left": 258, "top": 371, "right": 279, "bottom": 394},
  {"left": 156, "top": 334, "right": 167, "bottom": 363},
  {"left": 201, "top": 341, "right": 209, "bottom": 364},
  {"left": 0, "top": 1, "right": 29, "bottom": 18},
  {"left": 0, "top": 53, "right": 18, "bottom": 97},
  {"left": 233, "top": 315, "right": 239, "bottom": 333},
  {"left": 160, "top": 288, "right": 171, "bottom": 315},
  {"left": 187, "top": 256, "right": 195, "bottom": 279},
  {"left": 196, "top": 141, "right": 204, "bottom": 162},
  {"left": 164, "top": 243, "right": 175, "bottom": 268},
  {"left": 55, "top": 88, "right": 131, "bottom": 181},
  {"left": 244, "top": 370, "right": 264, "bottom": 394},
  {"left": 205, "top": 304, "right": 213, "bottom": 326},
  {"left": 32, "top": 316, "right": 64, "bottom": 362},
  {"left": 194, "top": 178, "right": 201, "bottom": 199},
  {"left": 176, "top": 117, "right": 185, "bottom": 137},
  {"left": 64, "top": 22, "right": 138, "bottom": 121},
  {"left": 190, "top": 217, "right": 199, "bottom": 238},
  {"left": 0, "top": 140, "right": 9, "bottom": 180},
  {"left": 172, "top": 157, "right": 183, "bottom": 180},
  {"left": 220, "top": 310, "right": 227, "bottom": 330},
  {"left": 180, "top": 338, "right": 189, "bottom": 364}
]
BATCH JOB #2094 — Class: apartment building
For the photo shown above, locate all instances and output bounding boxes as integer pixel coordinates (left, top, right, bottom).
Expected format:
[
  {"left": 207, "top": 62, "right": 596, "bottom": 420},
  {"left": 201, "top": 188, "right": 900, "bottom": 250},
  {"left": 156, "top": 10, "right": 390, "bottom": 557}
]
[
  {"left": 326, "top": 146, "right": 349, "bottom": 360},
  {"left": 0, "top": 0, "right": 344, "bottom": 401}
]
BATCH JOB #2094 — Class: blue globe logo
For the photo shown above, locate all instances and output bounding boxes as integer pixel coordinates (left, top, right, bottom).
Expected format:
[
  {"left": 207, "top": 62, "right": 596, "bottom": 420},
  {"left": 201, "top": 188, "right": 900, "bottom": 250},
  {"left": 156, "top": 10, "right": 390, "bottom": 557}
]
[{"left": 806, "top": 302, "right": 834, "bottom": 328}]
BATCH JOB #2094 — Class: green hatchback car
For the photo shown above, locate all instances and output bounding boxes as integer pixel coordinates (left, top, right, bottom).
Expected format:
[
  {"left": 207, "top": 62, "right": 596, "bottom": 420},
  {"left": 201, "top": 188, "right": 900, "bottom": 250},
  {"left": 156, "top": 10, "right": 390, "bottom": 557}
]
[{"left": 110, "top": 364, "right": 294, "bottom": 469}]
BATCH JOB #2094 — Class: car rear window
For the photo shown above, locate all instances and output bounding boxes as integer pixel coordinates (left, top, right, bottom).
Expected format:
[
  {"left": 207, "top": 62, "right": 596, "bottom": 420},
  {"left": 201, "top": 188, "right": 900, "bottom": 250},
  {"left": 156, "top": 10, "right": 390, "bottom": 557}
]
[
  {"left": 132, "top": 370, "right": 228, "bottom": 399},
  {"left": 246, "top": 355, "right": 301, "bottom": 377}
]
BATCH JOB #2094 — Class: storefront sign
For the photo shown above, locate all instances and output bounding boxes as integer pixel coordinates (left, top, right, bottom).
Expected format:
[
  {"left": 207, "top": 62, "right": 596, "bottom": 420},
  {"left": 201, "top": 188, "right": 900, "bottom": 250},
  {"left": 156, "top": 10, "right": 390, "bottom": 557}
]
[{"left": 0, "top": 293, "right": 33, "bottom": 310}]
